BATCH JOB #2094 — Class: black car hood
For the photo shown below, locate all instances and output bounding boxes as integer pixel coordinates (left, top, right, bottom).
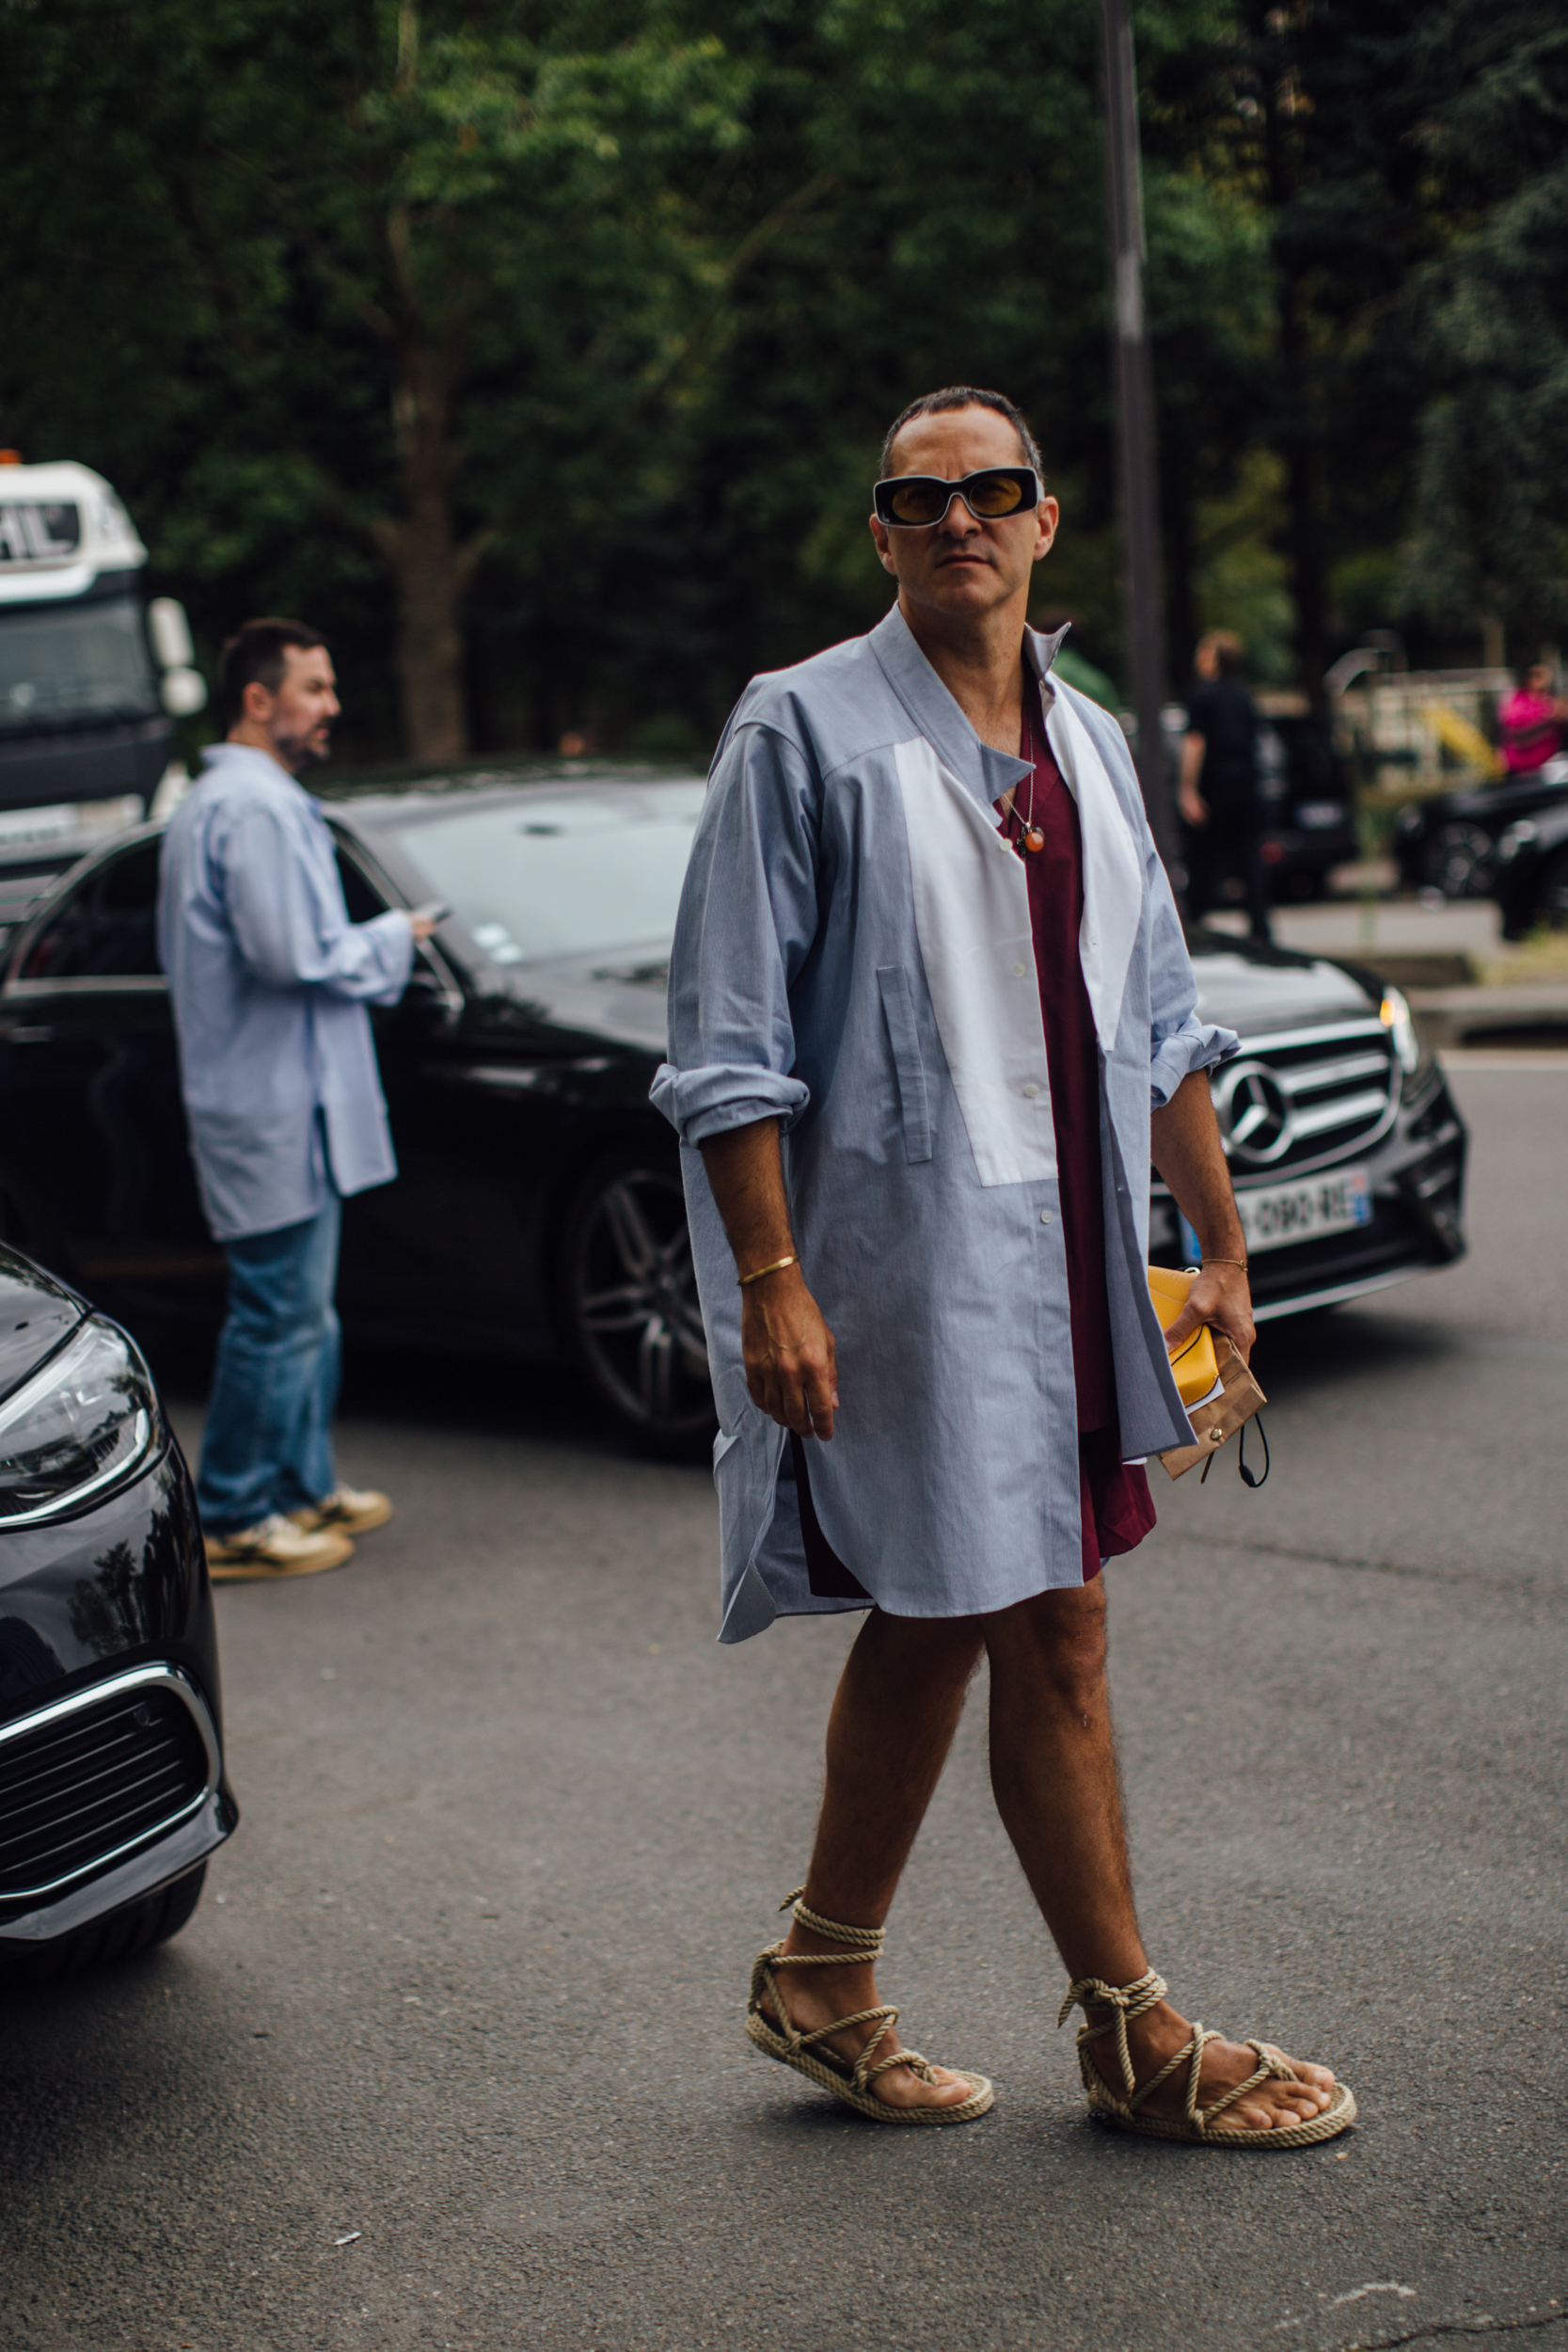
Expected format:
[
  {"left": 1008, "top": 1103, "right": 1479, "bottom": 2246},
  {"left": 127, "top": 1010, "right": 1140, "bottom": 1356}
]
[
  {"left": 1185, "top": 931, "right": 1377, "bottom": 1039},
  {"left": 478, "top": 931, "right": 1378, "bottom": 1058},
  {"left": 0, "top": 1248, "right": 82, "bottom": 1403},
  {"left": 479, "top": 947, "right": 673, "bottom": 1056}
]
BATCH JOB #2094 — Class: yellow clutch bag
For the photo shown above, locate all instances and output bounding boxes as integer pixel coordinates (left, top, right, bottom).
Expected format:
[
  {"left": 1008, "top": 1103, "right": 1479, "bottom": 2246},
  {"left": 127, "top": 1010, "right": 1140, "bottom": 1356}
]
[
  {"left": 1147, "top": 1265, "right": 1268, "bottom": 1482},
  {"left": 1148, "top": 1264, "right": 1219, "bottom": 1406}
]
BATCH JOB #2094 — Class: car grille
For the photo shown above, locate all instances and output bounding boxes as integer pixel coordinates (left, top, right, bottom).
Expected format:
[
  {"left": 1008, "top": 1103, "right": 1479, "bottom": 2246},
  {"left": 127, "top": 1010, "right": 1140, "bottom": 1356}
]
[
  {"left": 0, "top": 1672, "right": 214, "bottom": 1905},
  {"left": 1216, "top": 1018, "right": 1397, "bottom": 1179}
]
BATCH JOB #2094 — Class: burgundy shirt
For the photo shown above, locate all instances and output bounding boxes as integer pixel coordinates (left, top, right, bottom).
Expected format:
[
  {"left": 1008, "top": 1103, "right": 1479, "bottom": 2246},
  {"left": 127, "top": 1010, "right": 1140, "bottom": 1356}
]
[{"left": 1001, "top": 693, "right": 1156, "bottom": 1581}]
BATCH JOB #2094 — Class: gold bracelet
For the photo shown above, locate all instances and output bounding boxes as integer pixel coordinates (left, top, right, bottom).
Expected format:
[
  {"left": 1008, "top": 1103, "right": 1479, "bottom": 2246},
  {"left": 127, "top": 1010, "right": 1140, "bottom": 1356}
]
[
  {"left": 1201, "top": 1256, "right": 1248, "bottom": 1271},
  {"left": 737, "top": 1252, "right": 798, "bottom": 1288}
]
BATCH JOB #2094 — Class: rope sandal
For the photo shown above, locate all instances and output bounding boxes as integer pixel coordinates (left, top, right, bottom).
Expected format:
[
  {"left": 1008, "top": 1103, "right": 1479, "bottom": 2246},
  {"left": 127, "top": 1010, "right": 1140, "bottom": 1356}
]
[
  {"left": 746, "top": 1889, "right": 993, "bottom": 2126},
  {"left": 1059, "top": 1968, "right": 1356, "bottom": 2148}
]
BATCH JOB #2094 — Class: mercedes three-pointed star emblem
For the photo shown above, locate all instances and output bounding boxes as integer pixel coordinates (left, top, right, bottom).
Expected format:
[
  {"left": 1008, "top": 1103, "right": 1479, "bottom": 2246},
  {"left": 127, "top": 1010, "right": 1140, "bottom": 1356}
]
[{"left": 1214, "top": 1059, "right": 1292, "bottom": 1163}]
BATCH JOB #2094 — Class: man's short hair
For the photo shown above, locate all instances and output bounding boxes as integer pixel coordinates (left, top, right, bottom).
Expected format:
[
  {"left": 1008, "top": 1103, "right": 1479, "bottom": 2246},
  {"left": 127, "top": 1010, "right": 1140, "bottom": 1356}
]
[
  {"left": 879, "top": 387, "right": 1044, "bottom": 479},
  {"left": 220, "top": 618, "right": 330, "bottom": 727},
  {"left": 1200, "top": 629, "right": 1245, "bottom": 678}
]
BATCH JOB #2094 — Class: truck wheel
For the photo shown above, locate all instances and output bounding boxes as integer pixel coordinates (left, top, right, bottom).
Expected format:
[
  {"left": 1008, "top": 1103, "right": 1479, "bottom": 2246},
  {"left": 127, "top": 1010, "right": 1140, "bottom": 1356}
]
[
  {"left": 2, "top": 1864, "right": 208, "bottom": 1984},
  {"left": 560, "top": 1143, "right": 716, "bottom": 1456}
]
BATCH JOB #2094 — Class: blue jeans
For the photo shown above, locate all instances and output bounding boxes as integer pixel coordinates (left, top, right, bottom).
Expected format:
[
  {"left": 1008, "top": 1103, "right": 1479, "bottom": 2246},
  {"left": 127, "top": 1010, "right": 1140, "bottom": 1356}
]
[{"left": 197, "top": 1195, "right": 341, "bottom": 1534}]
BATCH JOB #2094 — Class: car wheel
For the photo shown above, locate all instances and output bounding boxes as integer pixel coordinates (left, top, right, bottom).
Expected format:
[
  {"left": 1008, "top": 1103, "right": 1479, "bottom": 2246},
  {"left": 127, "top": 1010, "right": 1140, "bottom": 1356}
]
[
  {"left": 2, "top": 1863, "right": 207, "bottom": 1984},
  {"left": 561, "top": 1144, "right": 716, "bottom": 1454},
  {"left": 1536, "top": 848, "right": 1568, "bottom": 930},
  {"left": 1422, "top": 821, "right": 1494, "bottom": 898}
]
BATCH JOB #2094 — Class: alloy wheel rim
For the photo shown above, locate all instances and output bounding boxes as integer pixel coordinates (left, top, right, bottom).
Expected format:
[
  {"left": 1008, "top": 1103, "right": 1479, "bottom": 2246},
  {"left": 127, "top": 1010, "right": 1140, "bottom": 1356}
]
[{"left": 574, "top": 1168, "right": 711, "bottom": 1431}]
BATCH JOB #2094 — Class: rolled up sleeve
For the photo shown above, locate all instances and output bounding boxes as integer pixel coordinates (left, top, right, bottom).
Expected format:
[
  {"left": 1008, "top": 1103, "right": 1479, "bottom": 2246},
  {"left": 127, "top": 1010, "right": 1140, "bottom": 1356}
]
[
  {"left": 1144, "top": 833, "right": 1239, "bottom": 1106},
  {"left": 223, "top": 805, "right": 414, "bottom": 1004},
  {"left": 652, "top": 718, "right": 820, "bottom": 1147}
]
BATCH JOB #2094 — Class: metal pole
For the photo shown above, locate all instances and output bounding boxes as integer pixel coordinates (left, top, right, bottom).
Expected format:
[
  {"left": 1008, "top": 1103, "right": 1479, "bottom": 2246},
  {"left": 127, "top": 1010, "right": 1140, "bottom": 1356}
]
[{"left": 1101, "top": 0, "right": 1180, "bottom": 880}]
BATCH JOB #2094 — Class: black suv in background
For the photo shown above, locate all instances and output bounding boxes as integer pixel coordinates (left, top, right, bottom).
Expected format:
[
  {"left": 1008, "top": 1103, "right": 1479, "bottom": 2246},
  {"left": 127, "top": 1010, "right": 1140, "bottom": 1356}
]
[
  {"left": 1392, "top": 762, "right": 1568, "bottom": 901},
  {"left": 1255, "top": 706, "right": 1359, "bottom": 902},
  {"left": 1490, "top": 791, "right": 1568, "bottom": 936}
]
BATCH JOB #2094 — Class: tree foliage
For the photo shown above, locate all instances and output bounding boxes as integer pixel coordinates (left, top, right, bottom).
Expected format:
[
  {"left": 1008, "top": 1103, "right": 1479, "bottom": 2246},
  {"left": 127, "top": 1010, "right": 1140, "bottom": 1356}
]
[
  {"left": 0, "top": 0, "right": 1558, "bottom": 761},
  {"left": 1402, "top": 5, "right": 1568, "bottom": 651}
]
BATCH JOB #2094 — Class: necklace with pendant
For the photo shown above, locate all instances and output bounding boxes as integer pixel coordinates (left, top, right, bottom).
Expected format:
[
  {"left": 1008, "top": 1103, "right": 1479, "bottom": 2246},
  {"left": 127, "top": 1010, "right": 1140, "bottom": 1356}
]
[{"left": 1003, "top": 730, "right": 1046, "bottom": 854}]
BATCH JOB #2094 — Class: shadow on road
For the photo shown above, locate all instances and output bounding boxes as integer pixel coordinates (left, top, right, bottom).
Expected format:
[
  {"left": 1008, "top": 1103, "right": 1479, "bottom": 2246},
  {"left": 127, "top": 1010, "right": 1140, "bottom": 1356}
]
[
  {"left": 135, "top": 1315, "right": 678, "bottom": 1460},
  {"left": 1248, "top": 1300, "right": 1465, "bottom": 1403}
]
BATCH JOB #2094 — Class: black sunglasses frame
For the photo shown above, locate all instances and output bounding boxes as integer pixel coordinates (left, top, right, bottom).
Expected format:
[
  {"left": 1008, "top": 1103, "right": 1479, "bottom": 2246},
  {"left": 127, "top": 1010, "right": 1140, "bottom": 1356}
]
[{"left": 872, "top": 466, "right": 1042, "bottom": 528}]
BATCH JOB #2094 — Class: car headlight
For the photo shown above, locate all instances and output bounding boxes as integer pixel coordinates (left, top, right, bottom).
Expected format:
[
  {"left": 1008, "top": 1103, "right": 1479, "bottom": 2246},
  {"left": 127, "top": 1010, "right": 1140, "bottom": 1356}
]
[
  {"left": 1379, "top": 985, "right": 1424, "bottom": 1078},
  {"left": 0, "top": 1317, "right": 162, "bottom": 1528},
  {"left": 1496, "top": 819, "right": 1537, "bottom": 865}
]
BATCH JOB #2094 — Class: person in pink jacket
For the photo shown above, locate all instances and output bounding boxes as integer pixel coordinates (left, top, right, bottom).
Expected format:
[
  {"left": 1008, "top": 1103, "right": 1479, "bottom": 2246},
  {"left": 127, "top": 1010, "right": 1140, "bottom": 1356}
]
[{"left": 1497, "top": 662, "right": 1568, "bottom": 774}]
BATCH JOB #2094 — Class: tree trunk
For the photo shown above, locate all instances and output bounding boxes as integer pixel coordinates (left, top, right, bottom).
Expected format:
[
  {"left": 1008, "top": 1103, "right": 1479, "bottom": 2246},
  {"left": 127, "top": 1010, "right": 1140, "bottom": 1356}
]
[
  {"left": 373, "top": 345, "right": 474, "bottom": 764},
  {"left": 1285, "top": 409, "right": 1330, "bottom": 715},
  {"left": 1263, "top": 65, "right": 1330, "bottom": 717},
  {"left": 1164, "top": 469, "right": 1198, "bottom": 696},
  {"left": 387, "top": 496, "right": 469, "bottom": 766}
]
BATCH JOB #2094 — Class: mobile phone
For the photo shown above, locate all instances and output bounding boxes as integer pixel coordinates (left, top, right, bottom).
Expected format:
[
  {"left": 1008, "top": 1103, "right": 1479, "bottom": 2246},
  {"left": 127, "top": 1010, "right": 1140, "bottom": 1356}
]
[{"left": 411, "top": 900, "right": 451, "bottom": 926}]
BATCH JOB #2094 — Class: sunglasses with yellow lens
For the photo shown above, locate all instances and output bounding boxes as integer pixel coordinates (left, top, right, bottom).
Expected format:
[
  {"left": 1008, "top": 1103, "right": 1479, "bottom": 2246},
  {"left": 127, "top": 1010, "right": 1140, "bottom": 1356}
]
[{"left": 873, "top": 467, "right": 1040, "bottom": 528}]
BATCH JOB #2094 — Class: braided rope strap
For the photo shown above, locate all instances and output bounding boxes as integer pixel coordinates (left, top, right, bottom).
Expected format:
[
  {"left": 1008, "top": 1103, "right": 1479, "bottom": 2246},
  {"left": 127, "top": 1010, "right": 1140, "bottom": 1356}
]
[
  {"left": 1057, "top": 1968, "right": 1168, "bottom": 2099},
  {"left": 1059, "top": 1969, "right": 1305, "bottom": 2137},
  {"left": 748, "top": 1888, "right": 945, "bottom": 2092}
]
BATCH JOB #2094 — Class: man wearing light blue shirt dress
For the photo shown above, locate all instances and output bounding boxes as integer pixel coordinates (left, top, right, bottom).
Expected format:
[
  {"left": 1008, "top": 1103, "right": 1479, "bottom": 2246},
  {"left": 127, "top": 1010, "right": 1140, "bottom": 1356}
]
[
  {"left": 655, "top": 390, "right": 1354, "bottom": 2148},
  {"left": 157, "top": 620, "right": 436, "bottom": 1580}
]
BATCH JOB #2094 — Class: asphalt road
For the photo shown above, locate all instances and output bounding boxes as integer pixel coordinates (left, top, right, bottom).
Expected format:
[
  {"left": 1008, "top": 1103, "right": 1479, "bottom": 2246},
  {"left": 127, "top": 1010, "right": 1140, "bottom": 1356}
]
[{"left": 4, "top": 1058, "right": 1565, "bottom": 2352}]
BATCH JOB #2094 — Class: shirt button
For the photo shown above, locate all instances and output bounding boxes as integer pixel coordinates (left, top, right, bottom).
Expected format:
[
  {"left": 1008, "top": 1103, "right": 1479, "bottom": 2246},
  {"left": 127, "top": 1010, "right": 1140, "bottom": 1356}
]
[
  {"left": 1040, "top": 1211, "right": 1053, "bottom": 1225},
  {"left": 1012, "top": 962, "right": 1026, "bottom": 977},
  {"left": 1022, "top": 1082, "right": 1039, "bottom": 1099}
]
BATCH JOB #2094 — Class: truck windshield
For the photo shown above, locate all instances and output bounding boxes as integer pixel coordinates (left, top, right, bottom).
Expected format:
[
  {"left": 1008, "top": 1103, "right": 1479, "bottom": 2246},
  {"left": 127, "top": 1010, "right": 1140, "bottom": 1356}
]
[{"left": 0, "top": 596, "right": 159, "bottom": 735}]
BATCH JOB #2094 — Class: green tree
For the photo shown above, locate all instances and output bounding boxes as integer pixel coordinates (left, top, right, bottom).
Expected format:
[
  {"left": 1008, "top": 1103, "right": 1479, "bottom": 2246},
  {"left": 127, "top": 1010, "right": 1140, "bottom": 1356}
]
[
  {"left": 1402, "top": 4, "right": 1568, "bottom": 656},
  {"left": 0, "top": 0, "right": 1281, "bottom": 751},
  {"left": 1, "top": 0, "right": 751, "bottom": 757}
]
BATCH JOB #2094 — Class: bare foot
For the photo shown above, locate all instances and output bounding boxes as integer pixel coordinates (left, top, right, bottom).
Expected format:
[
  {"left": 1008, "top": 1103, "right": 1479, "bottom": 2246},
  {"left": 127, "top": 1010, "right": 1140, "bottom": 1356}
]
[
  {"left": 760, "top": 1929, "right": 976, "bottom": 2112},
  {"left": 1085, "top": 1996, "right": 1338, "bottom": 2132}
]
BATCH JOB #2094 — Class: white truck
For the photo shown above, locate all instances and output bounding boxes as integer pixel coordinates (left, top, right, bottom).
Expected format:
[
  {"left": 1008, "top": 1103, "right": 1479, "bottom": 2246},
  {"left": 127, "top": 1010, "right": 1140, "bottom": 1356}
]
[{"left": 0, "top": 456, "right": 204, "bottom": 818}]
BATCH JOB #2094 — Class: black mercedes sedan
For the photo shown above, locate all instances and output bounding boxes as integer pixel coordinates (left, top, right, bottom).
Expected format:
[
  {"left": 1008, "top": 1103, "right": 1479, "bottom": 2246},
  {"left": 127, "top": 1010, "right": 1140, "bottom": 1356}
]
[
  {"left": 1152, "top": 933, "right": 1465, "bottom": 1319},
  {"left": 0, "top": 771, "right": 1467, "bottom": 1454},
  {"left": 0, "top": 1246, "right": 235, "bottom": 1980}
]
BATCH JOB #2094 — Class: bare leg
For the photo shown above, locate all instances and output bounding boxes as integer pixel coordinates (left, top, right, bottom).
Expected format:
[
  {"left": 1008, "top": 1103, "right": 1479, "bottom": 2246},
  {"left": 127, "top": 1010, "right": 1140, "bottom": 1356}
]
[
  {"left": 763, "top": 1607, "right": 985, "bottom": 2110},
  {"left": 985, "top": 1581, "right": 1335, "bottom": 2131}
]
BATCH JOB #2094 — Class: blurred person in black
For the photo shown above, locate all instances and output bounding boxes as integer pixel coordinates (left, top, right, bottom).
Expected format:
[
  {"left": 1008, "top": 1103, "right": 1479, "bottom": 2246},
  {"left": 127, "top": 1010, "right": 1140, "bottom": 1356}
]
[{"left": 1179, "top": 631, "right": 1272, "bottom": 944}]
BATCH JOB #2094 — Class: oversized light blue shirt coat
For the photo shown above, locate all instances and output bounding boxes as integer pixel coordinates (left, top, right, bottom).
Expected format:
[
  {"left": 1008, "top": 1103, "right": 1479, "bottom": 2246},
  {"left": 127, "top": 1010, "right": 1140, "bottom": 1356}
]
[
  {"left": 653, "top": 607, "right": 1239, "bottom": 1643},
  {"left": 156, "top": 742, "right": 414, "bottom": 1243}
]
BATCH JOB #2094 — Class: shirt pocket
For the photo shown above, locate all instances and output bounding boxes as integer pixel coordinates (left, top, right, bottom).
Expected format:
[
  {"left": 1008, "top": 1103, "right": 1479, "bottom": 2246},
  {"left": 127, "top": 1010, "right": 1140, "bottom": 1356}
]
[{"left": 876, "top": 963, "right": 933, "bottom": 1164}]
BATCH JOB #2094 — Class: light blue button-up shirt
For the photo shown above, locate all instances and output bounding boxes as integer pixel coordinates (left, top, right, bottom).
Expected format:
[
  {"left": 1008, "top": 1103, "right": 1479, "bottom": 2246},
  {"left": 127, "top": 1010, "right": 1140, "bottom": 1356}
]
[
  {"left": 156, "top": 741, "right": 414, "bottom": 1243},
  {"left": 654, "top": 608, "right": 1239, "bottom": 1642}
]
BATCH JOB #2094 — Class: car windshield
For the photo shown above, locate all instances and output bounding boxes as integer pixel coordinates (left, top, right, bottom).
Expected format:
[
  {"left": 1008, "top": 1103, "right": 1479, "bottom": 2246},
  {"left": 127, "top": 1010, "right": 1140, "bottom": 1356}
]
[
  {"left": 0, "top": 596, "right": 160, "bottom": 735},
  {"left": 389, "top": 782, "right": 708, "bottom": 966}
]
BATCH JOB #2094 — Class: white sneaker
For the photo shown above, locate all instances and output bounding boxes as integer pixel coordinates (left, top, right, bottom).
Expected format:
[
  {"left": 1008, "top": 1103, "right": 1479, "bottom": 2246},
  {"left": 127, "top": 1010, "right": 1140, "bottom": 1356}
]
[
  {"left": 205, "top": 1514, "right": 355, "bottom": 1581},
  {"left": 289, "top": 1485, "right": 392, "bottom": 1537}
]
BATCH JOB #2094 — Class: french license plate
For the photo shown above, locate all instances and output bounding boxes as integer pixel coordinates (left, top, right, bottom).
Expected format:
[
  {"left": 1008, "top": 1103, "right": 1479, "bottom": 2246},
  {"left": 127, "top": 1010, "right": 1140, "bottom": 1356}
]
[{"left": 1181, "top": 1168, "right": 1373, "bottom": 1259}]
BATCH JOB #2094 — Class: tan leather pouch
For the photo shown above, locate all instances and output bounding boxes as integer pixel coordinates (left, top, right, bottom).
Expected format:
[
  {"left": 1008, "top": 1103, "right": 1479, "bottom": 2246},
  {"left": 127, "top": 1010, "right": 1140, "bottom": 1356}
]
[{"left": 1158, "top": 1331, "right": 1267, "bottom": 1480}]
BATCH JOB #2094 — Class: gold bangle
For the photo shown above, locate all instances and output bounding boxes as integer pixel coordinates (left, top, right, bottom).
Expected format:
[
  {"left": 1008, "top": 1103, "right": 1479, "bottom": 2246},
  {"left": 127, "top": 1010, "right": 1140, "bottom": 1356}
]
[
  {"left": 737, "top": 1252, "right": 798, "bottom": 1288},
  {"left": 1201, "top": 1256, "right": 1248, "bottom": 1271}
]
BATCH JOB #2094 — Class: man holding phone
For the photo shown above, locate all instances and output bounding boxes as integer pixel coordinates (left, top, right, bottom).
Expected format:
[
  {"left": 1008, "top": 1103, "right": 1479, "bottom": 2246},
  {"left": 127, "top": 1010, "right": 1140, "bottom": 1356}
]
[{"left": 157, "top": 618, "right": 439, "bottom": 1579}]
